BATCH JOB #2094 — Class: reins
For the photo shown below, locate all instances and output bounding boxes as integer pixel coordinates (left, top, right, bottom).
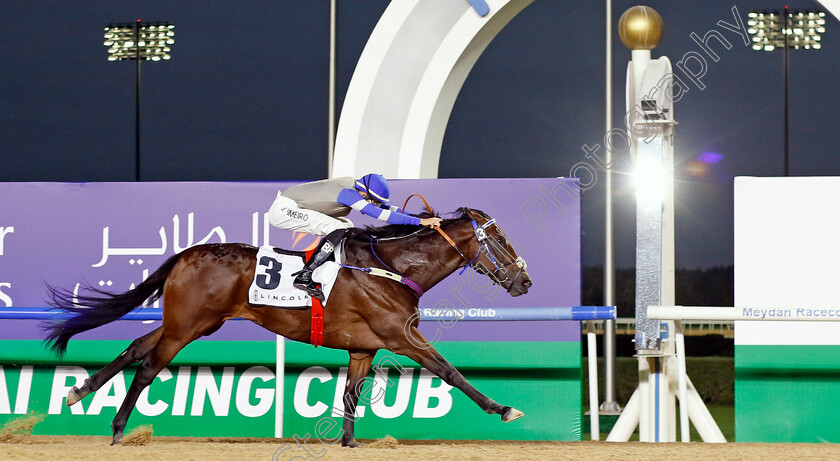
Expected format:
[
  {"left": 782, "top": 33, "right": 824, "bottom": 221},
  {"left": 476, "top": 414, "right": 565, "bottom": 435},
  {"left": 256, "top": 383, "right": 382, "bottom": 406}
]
[
  {"left": 402, "top": 195, "right": 526, "bottom": 284},
  {"left": 343, "top": 195, "right": 520, "bottom": 297},
  {"left": 337, "top": 235, "right": 426, "bottom": 297},
  {"left": 402, "top": 194, "right": 473, "bottom": 265}
]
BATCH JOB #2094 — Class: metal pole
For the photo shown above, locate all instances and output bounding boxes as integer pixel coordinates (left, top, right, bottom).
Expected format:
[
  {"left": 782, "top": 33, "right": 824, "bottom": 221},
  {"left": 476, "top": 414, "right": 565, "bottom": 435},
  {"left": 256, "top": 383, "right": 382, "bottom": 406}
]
[
  {"left": 135, "top": 20, "right": 141, "bottom": 182},
  {"left": 783, "top": 7, "right": 789, "bottom": 176},
  {"left": 328, "top": 0, "right": 337, "bottom": 178},
  {"left": 601, "top": 0, "right": 620, "bottom": 414},
  {"left": 586, "top": 326, "right": 601, "bottom": 440},
  {"left": 675, "top": 320, "right": 690, "bottom": 442}
]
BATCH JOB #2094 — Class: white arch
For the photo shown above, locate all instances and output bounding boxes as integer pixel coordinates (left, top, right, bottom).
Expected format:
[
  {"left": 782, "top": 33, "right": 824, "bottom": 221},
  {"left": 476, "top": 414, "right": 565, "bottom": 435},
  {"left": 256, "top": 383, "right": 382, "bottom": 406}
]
[{"left": 332, "top": 0, "right": 534, "bottom": 179}]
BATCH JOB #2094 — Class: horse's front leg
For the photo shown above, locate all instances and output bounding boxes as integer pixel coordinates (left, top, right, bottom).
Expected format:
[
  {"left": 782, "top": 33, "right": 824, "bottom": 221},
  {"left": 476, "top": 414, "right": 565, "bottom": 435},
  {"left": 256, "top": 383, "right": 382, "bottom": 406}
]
[
  {"left": 340, "top": 350, "right": 376, "bottom": 448},
  {"left": 392, "top": 326, "right": 524, "bottom": 422}
]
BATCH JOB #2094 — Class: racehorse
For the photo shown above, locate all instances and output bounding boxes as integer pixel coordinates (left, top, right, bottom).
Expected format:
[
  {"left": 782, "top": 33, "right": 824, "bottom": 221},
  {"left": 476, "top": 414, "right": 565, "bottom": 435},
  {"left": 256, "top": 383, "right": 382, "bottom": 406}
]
[{"left": 44, "top": 207, "right": 532, "bottom": 447}]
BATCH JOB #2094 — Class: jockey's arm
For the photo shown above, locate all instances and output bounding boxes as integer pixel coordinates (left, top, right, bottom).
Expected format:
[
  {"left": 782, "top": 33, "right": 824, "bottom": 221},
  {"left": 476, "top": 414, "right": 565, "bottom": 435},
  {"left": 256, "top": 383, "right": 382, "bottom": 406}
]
[
  {"left": 384, "top": 204, "right": 403, "bottom": 213},
  {"left": 380, "top": 203, "right": 442, "bottom": 228},
  {"left": 337, "top": 188, "right": 422, "bottom": 226}
]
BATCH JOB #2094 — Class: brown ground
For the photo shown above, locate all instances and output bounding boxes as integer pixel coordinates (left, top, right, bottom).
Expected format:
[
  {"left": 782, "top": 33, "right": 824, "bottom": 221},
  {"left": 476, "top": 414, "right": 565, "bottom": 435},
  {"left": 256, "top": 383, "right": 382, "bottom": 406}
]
[{"left": 2, "top": 435, "right": 840, "bottom": 461}]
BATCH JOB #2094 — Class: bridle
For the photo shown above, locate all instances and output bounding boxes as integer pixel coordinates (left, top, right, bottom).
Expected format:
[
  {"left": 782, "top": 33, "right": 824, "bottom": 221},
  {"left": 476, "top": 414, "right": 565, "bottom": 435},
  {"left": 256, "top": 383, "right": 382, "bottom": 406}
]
[
  {"left": 401, "top": 195, "right": 527, "bottom": 287},
  {"left": 466, "top": 216, "right": 527, "bottom": 286},
  {"left": 351, "top": 196, "right": 527, "bottom": 296}
]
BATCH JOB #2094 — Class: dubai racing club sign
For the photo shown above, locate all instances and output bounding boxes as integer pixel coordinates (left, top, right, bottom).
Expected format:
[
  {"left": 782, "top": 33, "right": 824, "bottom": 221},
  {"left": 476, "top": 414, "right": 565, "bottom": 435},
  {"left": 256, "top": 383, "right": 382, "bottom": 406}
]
[
  {"left": 0, "top": 341, "right": 580, "bottom": 439},
  {"left": 0, "top": 179, "right": 581, "bottom": 439}
]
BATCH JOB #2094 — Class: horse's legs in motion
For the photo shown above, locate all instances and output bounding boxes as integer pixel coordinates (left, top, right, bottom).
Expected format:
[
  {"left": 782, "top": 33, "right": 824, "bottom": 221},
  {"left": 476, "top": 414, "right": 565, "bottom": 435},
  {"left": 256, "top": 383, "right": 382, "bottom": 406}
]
[
  {"left": 395, "top": 327, "right": 524, "bottom": 422},
  {"left": 340, "top": 350, "right": 375, "bottom": 448},
  {"left": 67, "top": 327, "right": 163, "bottom": 406},
  {"left": 110, "top": 333, "right": 190, "bottom": 445}
]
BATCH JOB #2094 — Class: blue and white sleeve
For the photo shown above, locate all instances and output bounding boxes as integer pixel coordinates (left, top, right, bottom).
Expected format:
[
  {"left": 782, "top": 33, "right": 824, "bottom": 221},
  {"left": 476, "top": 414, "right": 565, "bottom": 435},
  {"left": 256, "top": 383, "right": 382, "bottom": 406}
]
[{"left": 337, "top": 189, "right": 421, "bottom": 225}]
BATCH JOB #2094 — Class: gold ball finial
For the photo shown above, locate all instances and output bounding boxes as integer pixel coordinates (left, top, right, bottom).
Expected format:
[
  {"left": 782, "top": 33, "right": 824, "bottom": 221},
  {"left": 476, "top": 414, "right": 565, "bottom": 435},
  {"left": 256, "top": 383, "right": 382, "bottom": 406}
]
[{"left": 618, "top": 6, "right": 663, "bottom": 50}]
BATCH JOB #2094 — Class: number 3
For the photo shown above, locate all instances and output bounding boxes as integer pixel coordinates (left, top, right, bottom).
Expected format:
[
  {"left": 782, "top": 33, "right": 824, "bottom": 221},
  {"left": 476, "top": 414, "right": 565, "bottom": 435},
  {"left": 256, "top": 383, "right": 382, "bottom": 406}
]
[{"left": 256, "top": 256, "right": 283, "bottom": 289}]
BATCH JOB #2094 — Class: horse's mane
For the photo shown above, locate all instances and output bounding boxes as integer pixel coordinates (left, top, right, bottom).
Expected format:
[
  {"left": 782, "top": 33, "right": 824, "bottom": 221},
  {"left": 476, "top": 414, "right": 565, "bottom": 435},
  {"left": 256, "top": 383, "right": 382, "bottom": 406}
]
[{"left": 346, "top": 206, "right": 484, "bottom": 241}]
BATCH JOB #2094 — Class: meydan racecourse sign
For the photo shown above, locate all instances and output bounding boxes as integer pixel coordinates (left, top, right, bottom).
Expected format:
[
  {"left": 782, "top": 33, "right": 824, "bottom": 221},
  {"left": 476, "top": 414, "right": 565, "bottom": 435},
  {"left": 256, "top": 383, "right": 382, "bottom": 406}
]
[
  {"left": 648, "top": 306, "right": 840, "bottom": 321},
  {"left": 733, "top": 177, "right": 840, "bottom": 443},
  {"left": 0, "top": 178, "right": 583, "bottom": 440}
]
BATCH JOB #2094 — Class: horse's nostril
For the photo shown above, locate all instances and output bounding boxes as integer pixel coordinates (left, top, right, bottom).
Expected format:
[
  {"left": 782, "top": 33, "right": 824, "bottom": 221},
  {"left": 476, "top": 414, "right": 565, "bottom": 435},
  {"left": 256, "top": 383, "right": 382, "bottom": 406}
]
[{"left": 522, "top": 279, "right": 532, "bottom": 288}]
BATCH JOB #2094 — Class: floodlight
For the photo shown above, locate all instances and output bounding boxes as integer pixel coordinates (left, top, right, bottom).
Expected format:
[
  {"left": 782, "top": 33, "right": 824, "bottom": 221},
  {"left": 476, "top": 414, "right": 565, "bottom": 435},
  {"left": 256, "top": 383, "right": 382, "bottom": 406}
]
[
  {"left": 747, "top": 8, "right": 827, "bottom": 176},
  {"left": 747, "top": 9, "right": 825, "bottom": 51},
  {"left": 103, "top": 20, "right": 175, "bottom": 181},
  {"left": 104, "top": 22, "right": 174, "bottom": 61}
]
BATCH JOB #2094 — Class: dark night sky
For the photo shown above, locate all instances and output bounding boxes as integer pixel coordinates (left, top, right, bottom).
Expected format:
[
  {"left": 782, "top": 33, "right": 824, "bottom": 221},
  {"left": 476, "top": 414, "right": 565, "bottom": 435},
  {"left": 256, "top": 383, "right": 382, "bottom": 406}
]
[{"left": 2, "top": 1, "right": 839, "bottom": 269}]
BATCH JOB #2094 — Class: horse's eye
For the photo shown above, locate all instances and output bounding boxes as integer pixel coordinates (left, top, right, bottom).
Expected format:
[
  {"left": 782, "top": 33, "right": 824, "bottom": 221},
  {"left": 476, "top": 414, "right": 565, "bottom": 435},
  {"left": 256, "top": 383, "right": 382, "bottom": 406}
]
[{"left": 496, "top": 236, "right": 506, "bottom": 245}]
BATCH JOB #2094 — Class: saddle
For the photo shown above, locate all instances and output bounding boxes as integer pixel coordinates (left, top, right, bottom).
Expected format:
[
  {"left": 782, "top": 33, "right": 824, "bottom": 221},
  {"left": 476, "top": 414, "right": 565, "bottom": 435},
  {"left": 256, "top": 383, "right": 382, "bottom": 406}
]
[{"left": 248, "top": 246, "right": 342, "bottom": 309}]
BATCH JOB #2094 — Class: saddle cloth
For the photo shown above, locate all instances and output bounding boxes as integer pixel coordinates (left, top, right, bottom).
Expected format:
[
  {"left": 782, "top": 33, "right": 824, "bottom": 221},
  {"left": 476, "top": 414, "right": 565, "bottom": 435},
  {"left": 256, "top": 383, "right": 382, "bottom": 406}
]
[{"left": 248, "top": 246, "right": 341, "bottom": 308}]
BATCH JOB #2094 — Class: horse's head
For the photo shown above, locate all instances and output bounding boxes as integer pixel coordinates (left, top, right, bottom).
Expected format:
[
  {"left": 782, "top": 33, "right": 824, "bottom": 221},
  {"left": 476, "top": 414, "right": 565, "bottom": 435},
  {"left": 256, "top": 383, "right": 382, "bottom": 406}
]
[{"left": 462, "top": 208, "right": 533, "bottom": 297}]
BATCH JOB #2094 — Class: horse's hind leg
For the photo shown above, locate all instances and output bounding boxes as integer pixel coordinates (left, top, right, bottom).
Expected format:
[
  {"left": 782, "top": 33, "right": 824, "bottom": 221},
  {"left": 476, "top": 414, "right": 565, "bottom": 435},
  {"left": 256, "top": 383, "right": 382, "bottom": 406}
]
[
  {"left": 110, "top": 333, "right": 190, "bottom": 445},
  {"left": 67, "top": 327, "right": 163, "bottom": 406},
  {"left": 392, "top": 326, "right": 524, "bottom": 422},
  {"left": 340, "top": 350, "right": 376, "bottom": 448}
]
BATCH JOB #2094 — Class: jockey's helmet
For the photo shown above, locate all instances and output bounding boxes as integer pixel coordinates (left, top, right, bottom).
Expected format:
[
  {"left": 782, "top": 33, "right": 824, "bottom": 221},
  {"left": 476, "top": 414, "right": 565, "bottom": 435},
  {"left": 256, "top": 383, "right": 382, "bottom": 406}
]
[{"left": 355, "top": 174, "right": 391, "bottom": 204}]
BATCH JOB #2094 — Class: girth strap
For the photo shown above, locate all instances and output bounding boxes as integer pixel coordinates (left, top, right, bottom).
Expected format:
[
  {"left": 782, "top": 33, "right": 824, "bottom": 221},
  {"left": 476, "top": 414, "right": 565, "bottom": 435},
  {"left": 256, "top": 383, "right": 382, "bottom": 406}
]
[{"left": 305, "top": 248, "right": 325, "bottom": 347}]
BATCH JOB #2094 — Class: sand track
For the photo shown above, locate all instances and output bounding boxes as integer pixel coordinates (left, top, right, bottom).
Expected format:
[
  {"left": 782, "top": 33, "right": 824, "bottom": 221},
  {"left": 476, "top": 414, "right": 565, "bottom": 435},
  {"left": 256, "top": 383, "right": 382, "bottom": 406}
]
[{"left": 3, "top": 435, "right": 840, "bottom": 461}]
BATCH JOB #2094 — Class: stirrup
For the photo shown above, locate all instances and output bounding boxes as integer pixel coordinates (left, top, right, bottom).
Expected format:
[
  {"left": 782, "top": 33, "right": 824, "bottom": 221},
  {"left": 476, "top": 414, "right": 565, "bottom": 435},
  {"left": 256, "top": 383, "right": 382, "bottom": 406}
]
[
  {"left": 294, "top": 274, "right": 325, "bottom": 302},
  {"left": 297, "top": 283, "right": 325, "bottom": 302}
]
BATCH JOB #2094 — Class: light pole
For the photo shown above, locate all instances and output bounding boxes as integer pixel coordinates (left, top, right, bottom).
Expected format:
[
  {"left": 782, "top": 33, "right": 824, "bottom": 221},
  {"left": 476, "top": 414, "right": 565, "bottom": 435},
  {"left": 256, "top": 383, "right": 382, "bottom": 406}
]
[
  {"left": 104, "top": 20, "right": 175, "bottom": 181},
  {"left": 601, "top": 0, "right": 621, "bottom": 416},
  {"left": 747, "top": 9, "right": 825, "bottom": 176},
  {"left": 328, "top": 0, "right": 337, "bottom": 178}
]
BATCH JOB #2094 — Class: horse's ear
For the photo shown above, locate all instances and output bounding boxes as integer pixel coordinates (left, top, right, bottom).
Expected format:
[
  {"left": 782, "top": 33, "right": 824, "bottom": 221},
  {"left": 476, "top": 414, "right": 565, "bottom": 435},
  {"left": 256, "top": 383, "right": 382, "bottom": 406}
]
[{"left": 464, "top": 208, "right": 490, "bottom": 223}]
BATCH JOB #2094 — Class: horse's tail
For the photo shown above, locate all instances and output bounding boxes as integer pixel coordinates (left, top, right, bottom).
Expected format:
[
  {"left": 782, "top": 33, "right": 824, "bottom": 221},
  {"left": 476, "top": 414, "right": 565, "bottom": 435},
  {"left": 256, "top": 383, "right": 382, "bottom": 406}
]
[{"left": 44, "top": 252, "right": 183, "bottom": 357}]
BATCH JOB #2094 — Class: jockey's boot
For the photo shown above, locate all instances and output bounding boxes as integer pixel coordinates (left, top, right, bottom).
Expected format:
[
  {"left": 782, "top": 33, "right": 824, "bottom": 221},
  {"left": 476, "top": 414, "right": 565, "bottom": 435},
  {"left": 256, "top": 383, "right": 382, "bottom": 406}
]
[
  {"left": 294, "top": 228, "right": 346, "bottom": 302},
  {"left": 293, "top": 268, "right": 324, "bottom": 301}
]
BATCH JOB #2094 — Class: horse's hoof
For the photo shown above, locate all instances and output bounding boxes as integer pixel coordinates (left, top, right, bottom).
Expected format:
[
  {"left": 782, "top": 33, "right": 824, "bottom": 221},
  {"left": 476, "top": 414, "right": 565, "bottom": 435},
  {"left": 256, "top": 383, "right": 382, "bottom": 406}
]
[
  {"left": 502, "top": 407, "right": 524, "bottom": 422},
  {"left": 67, "top": 386, "right": 81, "bottom": 406},
  {"left": 111, "top": 426, "right": 124, "bottom": 446},
  {"left": 341, "top": 439, "right": 361, "bottom": 448}
]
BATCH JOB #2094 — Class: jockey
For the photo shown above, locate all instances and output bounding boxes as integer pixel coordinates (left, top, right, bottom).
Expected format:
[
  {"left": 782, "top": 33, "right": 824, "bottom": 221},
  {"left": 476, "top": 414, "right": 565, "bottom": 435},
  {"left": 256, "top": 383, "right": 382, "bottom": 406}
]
[{"left": 267, "top": 173, "right": 442, "bottom": 300}]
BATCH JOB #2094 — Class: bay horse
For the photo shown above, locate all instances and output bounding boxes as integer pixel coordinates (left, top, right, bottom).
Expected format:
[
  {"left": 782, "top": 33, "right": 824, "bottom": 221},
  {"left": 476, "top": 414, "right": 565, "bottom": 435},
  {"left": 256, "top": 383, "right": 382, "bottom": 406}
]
[{"left": 44, "top": 207, "right": 532, "bottom": 446}]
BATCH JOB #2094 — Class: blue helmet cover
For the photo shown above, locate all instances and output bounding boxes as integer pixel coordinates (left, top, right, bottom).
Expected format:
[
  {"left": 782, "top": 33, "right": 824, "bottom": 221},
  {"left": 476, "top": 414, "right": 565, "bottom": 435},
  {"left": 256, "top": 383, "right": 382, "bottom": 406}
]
[{"left": 355, "top": 173, "right": 390, "bottom": 203}]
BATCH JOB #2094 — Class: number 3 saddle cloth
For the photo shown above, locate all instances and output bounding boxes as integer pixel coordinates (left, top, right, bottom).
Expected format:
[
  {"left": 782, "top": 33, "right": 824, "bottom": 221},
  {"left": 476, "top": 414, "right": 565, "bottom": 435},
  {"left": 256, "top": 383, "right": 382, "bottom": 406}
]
[{"left": 248, "top": 246, "right": 341, "bottom": 309}]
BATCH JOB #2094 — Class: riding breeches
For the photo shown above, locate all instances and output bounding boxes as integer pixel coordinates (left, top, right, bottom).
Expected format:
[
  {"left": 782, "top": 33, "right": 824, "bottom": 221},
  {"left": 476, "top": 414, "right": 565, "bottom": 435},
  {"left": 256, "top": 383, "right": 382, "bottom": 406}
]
[{"left": 266, "top": 193, "right": 353, "bottom": 236}]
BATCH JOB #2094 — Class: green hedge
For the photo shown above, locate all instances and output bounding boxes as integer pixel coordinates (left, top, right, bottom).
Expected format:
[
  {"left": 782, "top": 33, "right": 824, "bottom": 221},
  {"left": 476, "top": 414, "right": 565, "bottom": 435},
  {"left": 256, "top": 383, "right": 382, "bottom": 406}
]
[{"left": 583, "top": 357, "right": 734, "bottom": 406}]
